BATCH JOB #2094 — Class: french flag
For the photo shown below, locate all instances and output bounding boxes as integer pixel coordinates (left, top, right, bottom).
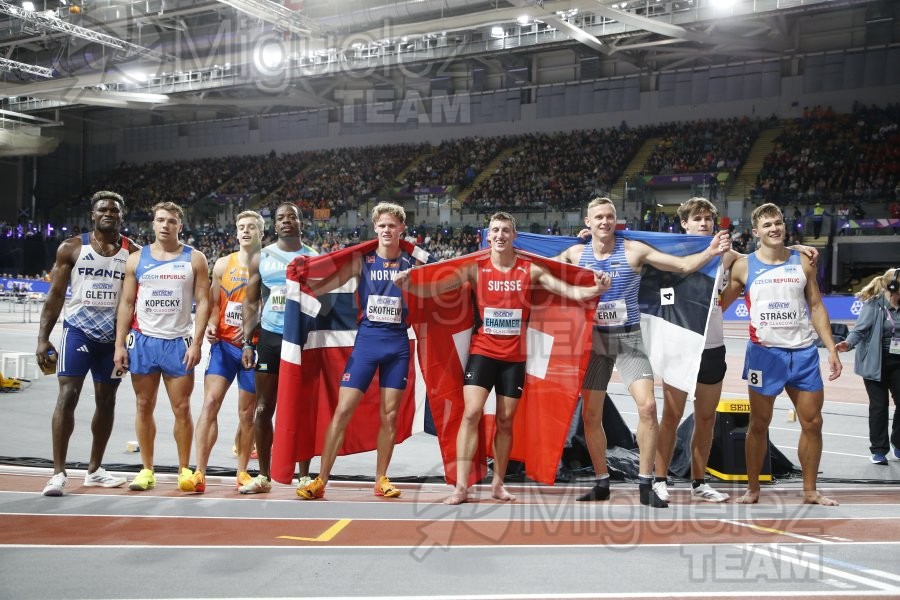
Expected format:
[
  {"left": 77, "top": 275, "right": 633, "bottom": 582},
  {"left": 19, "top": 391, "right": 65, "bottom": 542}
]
[{"left": 270, "top": 240, "right": 431, "bottom": 485}]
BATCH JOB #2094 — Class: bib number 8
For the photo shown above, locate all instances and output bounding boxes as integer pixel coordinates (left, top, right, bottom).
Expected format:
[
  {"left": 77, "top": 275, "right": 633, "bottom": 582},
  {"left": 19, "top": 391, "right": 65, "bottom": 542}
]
[{"left": 748, "top": 369, "right": 763, "bottom": 387}]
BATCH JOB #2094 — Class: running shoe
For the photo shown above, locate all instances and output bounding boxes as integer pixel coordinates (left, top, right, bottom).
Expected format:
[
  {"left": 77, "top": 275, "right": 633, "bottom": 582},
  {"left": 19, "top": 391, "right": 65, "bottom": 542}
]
[
  {"left": 894, "top": 447, "right": 900, "bottom": 460},
  {"left": 871, "top": 453, "right": 888, "bottom": 465},
  {"left": 239, "top": 474, "right": 271, "bottom": 494},
  {"left": 297, "top": 475, "right": 312, "bottom": 489},
  {"left": 178, "top": 469, "right": 206, "bottom": 493},
  {"left": 691, "top": 483, "right": 730, "bottom": 503},
  {"left": 236, "top": 471, "right": 253, "bottom": 488},
  {"left": 297, "top": 476, "right": 325, "bottom": 500},
  {"left": 42, "top": 472, "right": 67, "bottom": 497},
  {"left": 177, "top": 467, "right": 196, "bottom": 491},
  {"left": 129, "top": 469, "right": 156, "bottom": 491},
  {"left": 374, "top": 475, "right": 401, "bottom": 498},
  {"left": 651, "top": 480, "right": 669, "bottom": 502},
  {"left": 84, "top": 467, "right": 126, "bottom": 488}
]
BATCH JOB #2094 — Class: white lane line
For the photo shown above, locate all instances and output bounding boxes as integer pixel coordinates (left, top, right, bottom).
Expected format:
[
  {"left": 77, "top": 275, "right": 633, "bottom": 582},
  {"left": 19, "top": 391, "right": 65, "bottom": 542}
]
[
  {"left": 775, "top": 445, "right": 873, "bottom": 459},
  {"left": 743, "top": 544, "right": 900, "bottom": 593},
  {"left": 6, "top": 541, "right": 900, "bottom": 551}
]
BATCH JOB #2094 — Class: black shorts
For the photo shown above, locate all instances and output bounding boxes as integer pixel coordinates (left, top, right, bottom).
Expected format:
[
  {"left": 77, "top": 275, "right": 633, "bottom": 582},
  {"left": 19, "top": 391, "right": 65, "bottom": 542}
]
[
  {"left": 463, "top": 354, "right": 526, "bottom": 399},
  {"left": 697, "top": 345, "right": 727, "bottom": 385},
  {"left": 255, "top": 328, "right": 282, "bottom": 374}
]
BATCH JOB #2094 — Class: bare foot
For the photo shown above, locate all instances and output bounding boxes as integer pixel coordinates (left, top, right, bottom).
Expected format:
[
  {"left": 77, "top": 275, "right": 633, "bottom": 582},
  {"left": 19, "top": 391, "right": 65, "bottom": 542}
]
[
  {"left": 492, "top": 485, "right": 516, "bottom": 502},
  {"left": 803, "top": 491, "right": 839, "bottom": 506},
  {"left": 735, "top": 490, "right": 760, "bottom": 504},
  {"left": 444, "top": 489, "right": 468, "bottom": 505}
]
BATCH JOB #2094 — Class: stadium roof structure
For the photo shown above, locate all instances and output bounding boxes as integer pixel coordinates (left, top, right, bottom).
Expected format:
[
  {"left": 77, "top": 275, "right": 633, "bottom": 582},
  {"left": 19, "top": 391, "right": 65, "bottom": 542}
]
[{"left": 0, "top": 0, "right": 894, "bottom": 119}]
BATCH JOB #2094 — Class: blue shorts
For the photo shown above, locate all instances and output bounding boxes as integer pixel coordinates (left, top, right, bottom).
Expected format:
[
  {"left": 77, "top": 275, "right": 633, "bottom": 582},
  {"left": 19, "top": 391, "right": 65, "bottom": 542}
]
[
  {"left": 205, "top": 341, "right": 256, "bottom": 392},
  {"left": 340, "top": 327, "right": 410, "bottom": 391},
  {"left": 742, "top": 342, "right": 823, "bottom": 397},
  {"left": 127, "top": 330, "right": 193, "bottom": 378},
  {"left": 58, "top": 322, "right": 123, "bottom": 384}
]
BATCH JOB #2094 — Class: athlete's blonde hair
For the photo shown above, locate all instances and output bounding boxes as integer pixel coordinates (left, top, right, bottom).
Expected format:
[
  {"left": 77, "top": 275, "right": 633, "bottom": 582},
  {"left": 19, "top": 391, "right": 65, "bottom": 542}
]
[
  {"left": 235, "top": 210, "right": 265, "bottom": 234},
  {"left": 587, "top": 197, "right": 616, "bottom": 213},
  {"left": 371, "top": 202, "right": 406, "bottom": 224}
]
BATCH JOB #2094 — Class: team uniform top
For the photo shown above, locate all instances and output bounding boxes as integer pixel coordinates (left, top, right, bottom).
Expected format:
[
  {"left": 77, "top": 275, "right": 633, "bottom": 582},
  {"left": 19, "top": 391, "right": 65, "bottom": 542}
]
[
  {"left": 578, "top": 236, "right": 641, "bottom": 329},
  {"left": 470, "top": 255, "right": 532, "bottom": 362},
  {"left": 745, "top": 250, "right": 815, "bottom": 349},
  {"left": 216, "top": 252, "right": 254, "bottom": 348},
  {"left": 259, "top": 243, "right": 317, "bottom": 335},
  {"left": 131, "top": 244, "right": 195, "bottom": 339},
  {"left": 64, "top": 232, "right": 132, "bottom": 343},
  {"left": 358, "top": 250, "right": 415, "bottom": 331},
  {"left": 705, "top": 264, "right": 729, "bottom": 349}
]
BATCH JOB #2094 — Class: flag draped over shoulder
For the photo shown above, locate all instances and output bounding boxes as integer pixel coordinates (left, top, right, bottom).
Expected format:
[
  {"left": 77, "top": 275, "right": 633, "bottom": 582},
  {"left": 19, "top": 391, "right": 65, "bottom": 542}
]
[
  {"left": 484, "top": 230, "right": 720, "bottom": 397},
  {"left": 405, "top": 248, "right": 597, "bottom": 487},
  {"left": 271, "top": 240, "right": 431, "bottom": 485}
]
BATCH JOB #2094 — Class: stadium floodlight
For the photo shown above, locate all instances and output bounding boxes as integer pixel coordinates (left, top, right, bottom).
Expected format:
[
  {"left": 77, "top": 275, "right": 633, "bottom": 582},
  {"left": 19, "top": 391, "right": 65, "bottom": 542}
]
[
  {"left": 21, "top": 1, "right": 34, "bottom": 10},
  {"left": 0, "top": 56, "right": 53, "bottom": 77},
  {"left": 0, "top": 0, "right": 172, "bottom": 63},
  {"left": 491, "top": 26, "right": 505, "bottom": 38}
]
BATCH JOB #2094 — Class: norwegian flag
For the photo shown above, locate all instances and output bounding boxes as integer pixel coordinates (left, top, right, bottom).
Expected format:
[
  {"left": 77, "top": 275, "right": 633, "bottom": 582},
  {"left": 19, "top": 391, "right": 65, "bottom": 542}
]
[{"left": 270, "top": 239, "right": 431, "bottom": 485}]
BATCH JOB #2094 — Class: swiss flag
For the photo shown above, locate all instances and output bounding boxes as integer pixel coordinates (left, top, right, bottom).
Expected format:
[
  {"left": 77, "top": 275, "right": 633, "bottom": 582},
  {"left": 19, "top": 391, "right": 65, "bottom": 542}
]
[{"left": 405, "top": 249, "right": 596, "bottom": 486}]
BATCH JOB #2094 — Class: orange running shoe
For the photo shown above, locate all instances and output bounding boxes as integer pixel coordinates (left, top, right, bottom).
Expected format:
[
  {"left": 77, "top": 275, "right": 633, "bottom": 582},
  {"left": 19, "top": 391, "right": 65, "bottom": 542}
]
[{"left": 296, "top": 476, "right": 325, "bottom": 500}]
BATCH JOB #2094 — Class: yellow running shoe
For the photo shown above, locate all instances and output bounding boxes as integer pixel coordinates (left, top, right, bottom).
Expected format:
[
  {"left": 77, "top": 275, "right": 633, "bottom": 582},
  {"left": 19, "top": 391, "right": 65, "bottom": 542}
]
[
  {"left": 177, "top": 467, "right": 196, "bottom": 492},
  {"left": 374, "top": 475, "right": 401, "bottom": 498},
  {"left": 236, "top": 471, "right": 253, "bottom": 488},
  {"left": 128, "top": 468, "right": 156, "bottom": 491}
]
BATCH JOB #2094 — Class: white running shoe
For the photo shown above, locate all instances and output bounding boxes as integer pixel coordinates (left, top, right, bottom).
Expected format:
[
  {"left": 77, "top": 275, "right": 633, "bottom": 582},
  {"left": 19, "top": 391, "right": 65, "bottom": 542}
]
[
  {"left": 691, "top": 483, "right": 730, "bottom": 503},
  {"left": 84, "top": 467, "right": 126, "bottom": 488},
  {"left": 651, "top": 480, "right": 669, "bottom": 502},
  {"left": 297, "top": 475, "right": 312, "bottom": 488},
  {"left": 239, "top": 474, "right": 271, "bottom": 494},
  {"left": 42, "top": 472, "right": 67, "bottom": 497}
]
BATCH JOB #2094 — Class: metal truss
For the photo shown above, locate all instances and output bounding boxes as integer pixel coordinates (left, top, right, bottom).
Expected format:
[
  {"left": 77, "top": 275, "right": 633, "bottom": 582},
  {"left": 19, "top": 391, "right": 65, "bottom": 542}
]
[
  {"left": 0, "top": 0, "right": 171, "bottom": 62},
  {"left": 215, "top": 0, "right": 320, "bottom": 36},
  {"left": 0, "top": 56, "right": 53, "bottom": 77}
]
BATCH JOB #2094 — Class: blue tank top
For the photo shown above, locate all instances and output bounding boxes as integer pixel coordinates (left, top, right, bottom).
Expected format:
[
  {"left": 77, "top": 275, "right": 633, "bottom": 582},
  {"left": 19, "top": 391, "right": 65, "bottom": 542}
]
[
  {"left": 358, "top": 250, "right": 415, "bottom": 331},
  {"left": 259, "top": 243, "right": 317, "bottom": 334},
  {"left": 578, "top": 235, "right": 641, "bottom": 328}
]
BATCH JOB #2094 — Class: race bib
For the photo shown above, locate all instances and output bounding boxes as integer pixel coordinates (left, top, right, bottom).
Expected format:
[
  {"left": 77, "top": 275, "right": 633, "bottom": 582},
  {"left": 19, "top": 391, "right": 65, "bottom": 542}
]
[
  {"left": 366, "top": 294, "right": 402, "bottom": 324},
  {"left": 82, "top": 281, "right": 118, "bottom": 308},
  {"left": 269, "top": 285, "right": 287, "bottom": 313},
  {"left": 595, "top": 299, "right": 627, "bottom": 326},
  {"left": 756, "top": 300, "right": 800, "bottom": 329},
  {"left": 223, "top": 300, "right": 243, "bottom": 327},
  {"left": 143, "top": 288, "right": 182, "bottom": 315},
  {"left": 482, "top": 307, "right": 523, "bottom": 336}
]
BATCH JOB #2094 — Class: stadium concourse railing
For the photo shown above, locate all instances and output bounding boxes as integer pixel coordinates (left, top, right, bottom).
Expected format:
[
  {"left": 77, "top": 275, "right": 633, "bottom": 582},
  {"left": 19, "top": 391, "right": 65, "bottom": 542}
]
[{"left": 0, "top": 291, "right": 43, "bottom": 324}]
